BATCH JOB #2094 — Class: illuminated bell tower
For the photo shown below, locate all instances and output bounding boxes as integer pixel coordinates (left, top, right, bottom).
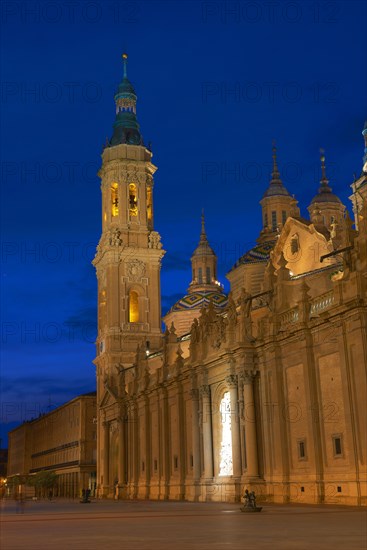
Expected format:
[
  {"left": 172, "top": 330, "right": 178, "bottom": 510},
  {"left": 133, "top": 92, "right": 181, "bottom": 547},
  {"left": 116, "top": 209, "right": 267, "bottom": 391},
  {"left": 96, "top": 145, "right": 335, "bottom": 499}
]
[{"left": 93, "top": 54, "right": 165, "bottom": 368}]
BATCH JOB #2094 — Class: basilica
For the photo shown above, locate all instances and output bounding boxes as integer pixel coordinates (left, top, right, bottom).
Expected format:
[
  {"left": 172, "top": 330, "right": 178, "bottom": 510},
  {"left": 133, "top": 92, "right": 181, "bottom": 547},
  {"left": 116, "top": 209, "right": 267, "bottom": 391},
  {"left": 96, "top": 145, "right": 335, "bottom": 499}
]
[{"left": 93, "top": 55, "right": 367, "bottom": 506}]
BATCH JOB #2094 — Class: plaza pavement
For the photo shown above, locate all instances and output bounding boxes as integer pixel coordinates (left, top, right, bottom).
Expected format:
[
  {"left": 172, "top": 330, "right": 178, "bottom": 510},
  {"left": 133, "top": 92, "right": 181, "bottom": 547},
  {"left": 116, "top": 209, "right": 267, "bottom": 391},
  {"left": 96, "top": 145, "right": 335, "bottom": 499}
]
[{"left": 1, "top": 498, "right": 366, "bottom": 550}]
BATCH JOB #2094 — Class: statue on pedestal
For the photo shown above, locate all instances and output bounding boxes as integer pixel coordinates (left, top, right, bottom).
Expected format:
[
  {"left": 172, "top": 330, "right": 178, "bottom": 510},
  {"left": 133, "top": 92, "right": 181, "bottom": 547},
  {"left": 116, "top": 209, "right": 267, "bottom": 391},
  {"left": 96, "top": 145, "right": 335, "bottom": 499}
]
[{"left": 240, "top": 489, "right": 262, "bottom": 512}]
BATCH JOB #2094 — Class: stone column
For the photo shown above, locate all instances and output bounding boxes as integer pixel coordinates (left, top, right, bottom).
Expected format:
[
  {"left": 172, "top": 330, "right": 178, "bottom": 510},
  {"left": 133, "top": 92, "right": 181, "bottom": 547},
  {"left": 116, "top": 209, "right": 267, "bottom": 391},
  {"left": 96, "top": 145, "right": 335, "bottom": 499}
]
[
  {"left": 117, "top": 416, "right": 126, "bottom": 486},
  {"left": 242, "top": 372, "right": 258, "bottom": 477},
  {"left": 102, "top": 420, "right": 110, "bottom": 492},
  {"left": 190, "top": 389, "right": 201, "bottom": 480},
  {"left": 226, "top": 375, "right": 242, "bottom": 477},
  {"left": 201, "top": 385, "right": 213, "bottom": 478}
]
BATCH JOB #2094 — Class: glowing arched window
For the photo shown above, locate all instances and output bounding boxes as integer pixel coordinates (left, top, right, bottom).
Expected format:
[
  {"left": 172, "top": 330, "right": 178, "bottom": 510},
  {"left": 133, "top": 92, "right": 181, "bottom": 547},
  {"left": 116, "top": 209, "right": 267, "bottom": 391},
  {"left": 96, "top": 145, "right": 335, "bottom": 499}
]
[
  {"left": 129, "top": 290, "right": 139, "bottom": 323},
  {"left": 111, "top": 183, "right": 119, "bottom": 217},
  {"left": 146, "top": 186, "right": 152, "bottom": 224},
  {"left": 219, "top": 392, "right": 233, "bottom": 476},
  {"left": 129, "top": 183, "right": 138, "bottom": 217}
]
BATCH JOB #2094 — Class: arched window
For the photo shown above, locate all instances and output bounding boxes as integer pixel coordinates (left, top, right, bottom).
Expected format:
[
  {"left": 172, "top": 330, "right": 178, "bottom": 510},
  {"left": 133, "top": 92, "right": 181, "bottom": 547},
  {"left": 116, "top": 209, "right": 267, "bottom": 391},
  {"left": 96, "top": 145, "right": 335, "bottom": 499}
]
[
  {"left": 264, "top": 212, "right": 268, "bottom": 228},
  {"left": 290, "top": 234, "right": 300, "bottom": 255},
  {"left": 271, "top": 211, "right": 277, "bottom": 231},
  {"left": 146, "top": 186, "right": 152, "bottom": 224},
  {"left": 111, "top": 183, "right": 119, "bottom": 217},
  {"left": 129, "top": 290, "right": 139, "bottom": 323},
  {"left": 129, "top": 183, "right": 138, "bottom": 217},
  {"left": 219, "top": 392, "right": 233, "bottom": 476}
]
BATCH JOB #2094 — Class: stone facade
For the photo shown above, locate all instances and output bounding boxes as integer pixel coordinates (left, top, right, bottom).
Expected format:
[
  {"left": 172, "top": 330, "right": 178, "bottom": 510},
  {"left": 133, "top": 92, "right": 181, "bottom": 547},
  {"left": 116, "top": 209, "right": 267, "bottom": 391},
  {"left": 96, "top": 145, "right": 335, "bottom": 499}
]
[
  {"left": 94, "top": 57, "right": 367, "bottom": 505},
  {"left": 7, "top": 393, "right": 97, "bottom": 498}
]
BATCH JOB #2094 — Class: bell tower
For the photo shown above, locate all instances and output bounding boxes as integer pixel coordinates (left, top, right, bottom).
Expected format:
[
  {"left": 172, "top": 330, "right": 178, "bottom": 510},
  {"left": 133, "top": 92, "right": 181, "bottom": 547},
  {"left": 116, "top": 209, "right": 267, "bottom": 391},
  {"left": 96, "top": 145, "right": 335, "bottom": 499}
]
[{"left": 93, "top": 54, "right": 165, "bottom": 369}]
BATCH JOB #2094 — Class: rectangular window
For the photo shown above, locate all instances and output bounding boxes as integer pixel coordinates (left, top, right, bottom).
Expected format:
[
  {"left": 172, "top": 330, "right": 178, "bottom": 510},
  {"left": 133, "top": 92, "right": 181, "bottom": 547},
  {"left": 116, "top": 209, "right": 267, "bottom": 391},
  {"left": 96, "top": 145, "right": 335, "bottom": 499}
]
[
  {"left": 264, "top": 212, "right": 268, "bottom": 228},
  {"left": 333, "top": 435, "right": 343, "bottom": 457},
  {"left": 154, "top": 459, "right": 158, "bottom": 471},
  {"left": 282, "top": 210, "right": 287, "bottom": 225},
  {"left": 190, "top": 455, "right": 193, "bottom": 468},
  {"left": 298, "top": 439, "right": 307, "bottom": 460},
  {"left": 271, "top": 211, "right": 277, "bottom": 230},
  {"left": 206, "top": 267, "right": 210, "bottom": 284},
  {"left": 142, "top": 461, "right": 145, "bottom": 472},
  {"left": 198, "top": 267, "right": 203, "bottom": 284},
  {"left": 174, "top": 456, "right": 178, "bottom": 470}
]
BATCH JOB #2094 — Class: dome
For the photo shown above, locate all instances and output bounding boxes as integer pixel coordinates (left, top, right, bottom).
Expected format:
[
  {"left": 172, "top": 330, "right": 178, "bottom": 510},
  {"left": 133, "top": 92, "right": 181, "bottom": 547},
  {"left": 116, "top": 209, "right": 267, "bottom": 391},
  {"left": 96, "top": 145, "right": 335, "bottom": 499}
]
[
  {"left": 168, "top": 290, "right": 228, "bottom": 313},
  {"left": 262, "top": 143, "right": 291, "bottom": 199},
  {"left": 232, "top": 240, "right": 276, "bottom": 270},
  {"left": 310, "top": 190, "right": 342, "bottom": 204},
  {"left": 192, "top": 239, "right": 215, "bottom": 257},
  {"left": 115, "top": 77, "right": 137, "bottom": 99},
  {"left": 310, "top": 151, "right": 342, "bottom": 205},
  {"left": 262, "top": 183, "right": 291, "bottom": 198},
  {"left": 110, "top": 109, "right": 142, "bottom": 146}
]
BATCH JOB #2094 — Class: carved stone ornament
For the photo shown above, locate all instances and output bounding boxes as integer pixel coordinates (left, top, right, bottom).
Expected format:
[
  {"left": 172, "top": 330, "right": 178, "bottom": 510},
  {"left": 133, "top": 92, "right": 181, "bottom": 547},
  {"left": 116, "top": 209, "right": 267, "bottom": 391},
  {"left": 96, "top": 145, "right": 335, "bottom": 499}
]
[
  {"left": 225, "top": 374, "right": 238, "bottom": 388},
  {"left": 126, "top": 259, "right": 146, "bottom": 281},
  {"left": 241, "top": 371, "right": 255, "bottom": 385},
  {"left": 108, "top": 228, "right": 123, "bottom": 247},
  {"left": 148, "top": 231, "right": 163, "bottom": 249},
  {"left": 200, "top": 385, "right": 210, "bottom": 398},
  {"left": 137, "top": 172, "right": 146, "bottom": 184}
]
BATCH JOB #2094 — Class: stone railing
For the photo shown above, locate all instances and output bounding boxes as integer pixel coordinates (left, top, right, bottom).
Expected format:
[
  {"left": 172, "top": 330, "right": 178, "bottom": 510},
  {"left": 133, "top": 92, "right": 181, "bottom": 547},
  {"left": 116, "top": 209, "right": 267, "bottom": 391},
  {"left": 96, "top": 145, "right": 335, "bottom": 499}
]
[
  {"left": 310, "top": 291, "right": 335, "bottom": 317},
  {"left": 279, "top": 307, "right": 299, "bottom": 330},
  {"left": 122, "top": 322, "right": 149, "bottom": 332}
]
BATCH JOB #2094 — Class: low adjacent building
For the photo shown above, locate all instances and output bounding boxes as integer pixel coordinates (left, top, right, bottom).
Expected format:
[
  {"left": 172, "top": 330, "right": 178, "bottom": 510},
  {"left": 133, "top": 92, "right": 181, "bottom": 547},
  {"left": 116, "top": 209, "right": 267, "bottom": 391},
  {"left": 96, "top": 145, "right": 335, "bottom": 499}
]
[{"left": 7, "top": 392, "right": 97, "bottom": 498}]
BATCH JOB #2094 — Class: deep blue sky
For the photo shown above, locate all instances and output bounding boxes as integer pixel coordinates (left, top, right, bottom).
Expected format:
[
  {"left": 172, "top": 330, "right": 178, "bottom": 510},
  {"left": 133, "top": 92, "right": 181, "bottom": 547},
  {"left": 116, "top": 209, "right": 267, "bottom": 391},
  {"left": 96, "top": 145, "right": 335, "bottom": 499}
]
[{"left": 1, "top": 0, "right": 366, "bottom": 445}]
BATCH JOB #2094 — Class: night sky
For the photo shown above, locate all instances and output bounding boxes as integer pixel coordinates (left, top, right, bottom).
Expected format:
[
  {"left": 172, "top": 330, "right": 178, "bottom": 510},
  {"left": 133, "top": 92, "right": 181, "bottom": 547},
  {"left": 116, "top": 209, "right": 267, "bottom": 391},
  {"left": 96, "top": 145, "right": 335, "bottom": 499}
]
[{"left": 1, "top": 0, "right": 366, "bottom": 445}]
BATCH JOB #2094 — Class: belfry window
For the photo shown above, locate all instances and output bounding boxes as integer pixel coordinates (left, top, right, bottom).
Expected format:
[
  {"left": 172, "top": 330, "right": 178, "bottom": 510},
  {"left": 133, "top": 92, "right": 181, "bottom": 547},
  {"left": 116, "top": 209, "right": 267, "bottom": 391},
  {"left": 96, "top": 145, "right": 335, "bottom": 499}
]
[
  {"left": 129, "top": 183, "right": 138, "bottom": 217},
  {"left": 129, "top": 290, "right": 139, "bottom": 323},
  {"left": 271, "top": 211, "right": 277, "bottom": 230},
  {"left": 206, "top": 267, "right": 210, "bottom": 284},
  {"left": 111, "top": 183, "right": 119, "bottom": 217},
  {"left": 219, "top": 392, "right": 233, "bottom": 476},
  {"left": 198, "top": 267, "right": 203, "bottom": 284},
  {"left": 146, "top": 186, "right": 152, "bottom": 224},
  {"left": 264, "top": 212, "right": 268, "bottom": 228}
]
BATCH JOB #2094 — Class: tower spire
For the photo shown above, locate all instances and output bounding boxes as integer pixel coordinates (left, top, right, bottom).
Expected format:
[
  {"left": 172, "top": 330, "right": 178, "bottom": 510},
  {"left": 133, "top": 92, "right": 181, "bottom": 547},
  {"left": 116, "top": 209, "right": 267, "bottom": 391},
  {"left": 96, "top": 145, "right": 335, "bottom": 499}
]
[
  {"left": 122, "top": 52, "right": 128, "bottom": 79},
  {"left": 318, "top": 149, "right": 332, "bottom": 193},
  {"left": 271, "top": 140, "right": 282, "bottom": 185},
  {"left": 200, "top": 209, "right": 207, "bottom": 240},
  {"left": 109, "top": 54, "right": 143, "bottom": 147}
]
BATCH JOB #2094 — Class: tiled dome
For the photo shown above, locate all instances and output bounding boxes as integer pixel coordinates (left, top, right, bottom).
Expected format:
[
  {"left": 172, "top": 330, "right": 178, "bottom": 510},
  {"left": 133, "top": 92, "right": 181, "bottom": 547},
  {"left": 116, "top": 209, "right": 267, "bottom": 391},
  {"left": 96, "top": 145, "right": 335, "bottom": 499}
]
[
  {"left": 168, "top": 290, "right": 228, "bottom": 313},
  {"left": 232, "top": 240, "right": 276, "bottom": 269}
]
